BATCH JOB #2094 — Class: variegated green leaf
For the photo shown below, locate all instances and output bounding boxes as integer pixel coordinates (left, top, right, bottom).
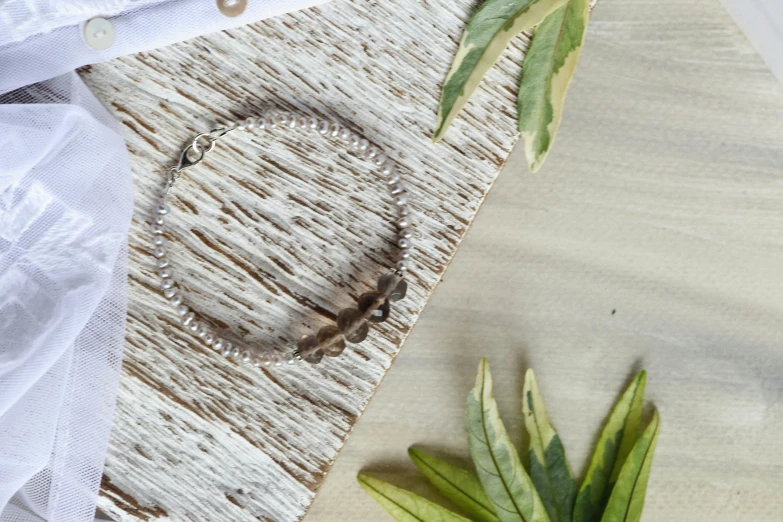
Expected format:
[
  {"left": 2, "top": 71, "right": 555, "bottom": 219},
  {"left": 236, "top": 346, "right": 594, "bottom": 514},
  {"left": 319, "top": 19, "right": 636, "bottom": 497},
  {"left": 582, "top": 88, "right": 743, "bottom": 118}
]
[
  {"left": 573, "top": 371, "right": 647, "bottom": 522},
  {"left": 522, "top": 369, "right": 576, "bottom": 522},
  {"left": 434, "top": 0, "right": 568, "bottom": 142},
  {"left": 409, "top": 447, "right": 500, "bottom": 522},
  {"left": 466, "top": 358, "right": 550, "bottom": 522},
  {"left": 517, "top": 0, "right": 591, "bottom": 172},
  {"left": 600, "top": 410, "right": 660, "bottom": 522},
  {"left": 358, "top": 474, "right": 472, "bottom": 522}
]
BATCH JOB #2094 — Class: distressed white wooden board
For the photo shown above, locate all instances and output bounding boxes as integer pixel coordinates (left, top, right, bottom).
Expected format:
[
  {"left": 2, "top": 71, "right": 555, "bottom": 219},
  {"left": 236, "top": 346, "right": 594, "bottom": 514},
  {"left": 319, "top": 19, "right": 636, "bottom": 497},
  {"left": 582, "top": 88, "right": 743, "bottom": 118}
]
[{"left": 79, "top": 0, "right": 531, "bottom": 520}]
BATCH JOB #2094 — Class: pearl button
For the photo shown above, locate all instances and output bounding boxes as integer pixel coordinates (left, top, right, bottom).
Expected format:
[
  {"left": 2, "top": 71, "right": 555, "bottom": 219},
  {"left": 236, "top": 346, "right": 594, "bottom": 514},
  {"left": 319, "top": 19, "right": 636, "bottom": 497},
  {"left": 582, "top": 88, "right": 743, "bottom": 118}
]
[
  {"left": 83, "top": 18, "right": 115, "bottom": 51},
  {"left": 217, "top": 0, "right": 247, "bottom": 17}
]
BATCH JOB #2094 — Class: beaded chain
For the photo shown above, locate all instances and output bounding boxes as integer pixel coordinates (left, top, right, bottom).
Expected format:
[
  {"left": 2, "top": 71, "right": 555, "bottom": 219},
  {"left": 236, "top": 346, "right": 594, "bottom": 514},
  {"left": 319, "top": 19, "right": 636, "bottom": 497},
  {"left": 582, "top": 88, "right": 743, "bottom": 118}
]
[{"left": 149, "top": 111, "right": 412, "bottom": 369}]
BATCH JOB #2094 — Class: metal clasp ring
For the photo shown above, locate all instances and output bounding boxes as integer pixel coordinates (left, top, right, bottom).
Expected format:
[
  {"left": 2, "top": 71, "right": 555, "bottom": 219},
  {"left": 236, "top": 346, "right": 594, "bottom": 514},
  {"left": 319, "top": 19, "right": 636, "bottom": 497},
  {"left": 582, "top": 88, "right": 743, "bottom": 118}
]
[{"left": 175, "top": 128, "right": 230, "bottom": 173}]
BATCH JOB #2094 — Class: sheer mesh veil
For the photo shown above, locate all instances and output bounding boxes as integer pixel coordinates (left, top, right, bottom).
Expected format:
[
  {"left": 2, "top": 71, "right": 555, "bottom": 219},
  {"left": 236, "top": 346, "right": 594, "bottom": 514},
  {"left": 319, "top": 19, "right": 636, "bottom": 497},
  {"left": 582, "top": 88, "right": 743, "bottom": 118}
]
[{"left": 0, "top": 73, "right": 133, "bottom": 521}]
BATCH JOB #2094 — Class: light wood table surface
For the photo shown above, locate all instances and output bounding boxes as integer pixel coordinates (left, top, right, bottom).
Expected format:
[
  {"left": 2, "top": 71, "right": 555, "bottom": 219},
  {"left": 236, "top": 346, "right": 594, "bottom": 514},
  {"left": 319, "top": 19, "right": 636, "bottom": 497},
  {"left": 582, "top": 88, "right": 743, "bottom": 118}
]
[{"left": 307, "top": 0, "right": 783, "bottom": 521}]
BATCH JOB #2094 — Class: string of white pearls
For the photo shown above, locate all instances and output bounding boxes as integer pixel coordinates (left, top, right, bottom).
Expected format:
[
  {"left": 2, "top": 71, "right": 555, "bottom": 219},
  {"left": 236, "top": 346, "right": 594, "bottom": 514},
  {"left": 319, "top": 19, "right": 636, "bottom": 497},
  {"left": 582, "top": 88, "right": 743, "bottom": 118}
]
[
  {"left": 220, "top": 112, "right": 414, "bottom": 272},
  {"left": 150, "top": 111, "right": 413, "bottom": 368},
  {"left": 150, "top": 202, "right": 295, "bottom": 368}
]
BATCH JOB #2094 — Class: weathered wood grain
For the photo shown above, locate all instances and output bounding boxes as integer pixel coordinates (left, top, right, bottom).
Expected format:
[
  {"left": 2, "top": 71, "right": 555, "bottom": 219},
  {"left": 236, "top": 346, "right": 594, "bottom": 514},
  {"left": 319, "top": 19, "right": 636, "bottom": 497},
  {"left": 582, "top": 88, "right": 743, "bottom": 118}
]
[{"left": 79, "top": 0, "right": 531, "bottom": 520}]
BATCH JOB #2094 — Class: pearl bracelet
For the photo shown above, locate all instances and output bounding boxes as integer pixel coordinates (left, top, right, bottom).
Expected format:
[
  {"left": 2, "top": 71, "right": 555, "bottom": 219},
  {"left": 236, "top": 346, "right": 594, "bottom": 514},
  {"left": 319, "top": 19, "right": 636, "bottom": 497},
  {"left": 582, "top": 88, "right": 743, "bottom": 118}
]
[{"left": 150, "top": 111, "right": 412, "bottom": 369}]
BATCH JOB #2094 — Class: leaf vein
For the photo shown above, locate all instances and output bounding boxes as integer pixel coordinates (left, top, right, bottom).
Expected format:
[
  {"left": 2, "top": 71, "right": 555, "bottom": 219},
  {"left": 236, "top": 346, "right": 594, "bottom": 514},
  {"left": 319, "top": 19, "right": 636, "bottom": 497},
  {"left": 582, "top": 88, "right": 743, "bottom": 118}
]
[{"left": 479, "top": 371, "right": 529, "bottom": 522}]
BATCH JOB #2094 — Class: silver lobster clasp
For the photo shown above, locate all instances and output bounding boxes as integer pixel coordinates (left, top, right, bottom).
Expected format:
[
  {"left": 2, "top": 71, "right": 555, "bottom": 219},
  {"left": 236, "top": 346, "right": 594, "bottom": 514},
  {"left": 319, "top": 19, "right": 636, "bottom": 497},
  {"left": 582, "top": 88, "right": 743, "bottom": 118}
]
[
  {"left": 176, "top": 143, "right": 205, "bottom": 172},
  {"left": 175, "top": 133, "right": 213, "bottom": 172},
  {"left": 174, "top": 128, "right": 232, "bottom": 173}
]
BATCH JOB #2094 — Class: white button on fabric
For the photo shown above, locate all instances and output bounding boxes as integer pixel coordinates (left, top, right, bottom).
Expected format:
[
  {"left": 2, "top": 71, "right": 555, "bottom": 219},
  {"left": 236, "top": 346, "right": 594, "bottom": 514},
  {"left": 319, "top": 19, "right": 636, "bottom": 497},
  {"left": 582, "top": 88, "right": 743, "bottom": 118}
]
[
  {"left": 83, "top": 18, "right": 115, "bottom": 50},
  {"left": 217, "top": 0, "right": 247, "bottom": 17}
]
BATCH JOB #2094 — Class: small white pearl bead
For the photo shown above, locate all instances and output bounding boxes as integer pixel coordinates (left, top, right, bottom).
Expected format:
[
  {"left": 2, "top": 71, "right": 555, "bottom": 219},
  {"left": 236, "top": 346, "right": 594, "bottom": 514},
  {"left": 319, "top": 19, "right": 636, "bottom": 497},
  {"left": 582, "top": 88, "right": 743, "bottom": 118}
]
[
  {"left": 152, "top": 236, "right": 167, "bottom": 247},
  {"left": 399, "top": 228, "right": 413, "bottom": 239},
  {"left": 198, "top": 325, "right": 209, "bottom": 338},
  {"left": 275, "top": 113, "right": 288, "bottom": 126},
  {"left": 329, "top": 122, "right": 340, "bottom": 137},
  {"left": 213, "top": 338, "right": 225, "bottom": 351},
  {"left": 156, "top": 257, "right": 170, "bottom": 269},
  {"left": 176, "top": 304, "right": 189, "bottom": 316},
  {"left": 153, "top": 216, "right": 165, "bottom": 226},
  {"left": 236, "top": 120, "right": 247, "bottom": 131},
  {"left": 188, "top": 321, "right": 200, "bottom": 333},
  {"left": 241, "top": 350, "right": 252, "bottom": 363},
  {"left": 265, "top": 115, "right": 276, "bottom": 129},
  {"left": 244, "top": 117, "right": 256, "bottom": 129},
  {"left": 252, "top": 355, "right": 262, "bottom": 368},
  {"left": 366, "top": 146, "right": 379, "bottom": 159},
  {"left": 396, "top": 260, "right": 410, "bottom": 271},
  {"left": 153, "top": 246, "right": 166, "bottom": 258},
  {"left": 390, "top": 182, "right": 406, "bottom": 195},
  {"left": 170, "top": 294, "right": 183, "bottom": 307},
  {"left": 349, "top": 134, "right": 361, "bottom": 148},
  {"left": 261, "top": 353, "right": 272, "bottom": 367},
  {"left": 149, "top": 223, "right": 165, "bottom": 234},
  {"left": 204, "top": 333, "right": 215, "bottom": 346},
  {"left": 358, "top": 138, "right": 369, "bottom": 152},
  {"left": 155, "top": 203, "right": 169, "bottom": 215},
  {"left": 397, "top": 217, "right": 411, "bottom": 229},
  {"left": 380, "top": 163, "right": 394, "bottom": 176},
  {"left": 318, "top": 121, "right": 330, "bottom": 135},
  {"left": 387, "top": 173, "right": 401, "bottom": 185},
  {"left": 287, "top": 115, "right": 298, "bottom": 129},
  {"left": 163, "top": 286, "right": 178, "bottom": 299},
  {"left": 399, "top": 249, "right": 411, "bottom": 260},
  {"left": 374, "top": 154, "right": 387, "bottom": 166},
  {"left": 256, "top": 118, "right": 266, "bottom": 130},
  {"left": 286, "top": 353, "right": 296, "bottom": 365},
  {"left": 161, "top": 279, "right": 174, "bottom": 290},
  {"left": 399, "top": 205, "right": 411, "bottom": 216},
  {"left": 231, "top": 345, "right": 242, "bottom": 359},
  {"left": 181, "top": 312, "right": 195, "bottom": 326},
  {"left": 339, "top": 128, "right": 351, "bottom": 141},
  {"left": 221, "top": 342, "right": 233, "bottom": 357},
  {"left": 307, "top": 117, "right": 318, "bottom": 130},
  {"left": 298, "top": 116, "right": 308, "bottom": 129},
  {"left": 159, "top": 267, "right": 173, "bottom": 278},
  {"left": 272, "top": 353, "right": 284, "bottom": 367},
  {"left": 394, "top": 193, "right": 409, "bottom": 206},
  {"left": 398, "top": 238, "right": 412, "bottom": 249}
]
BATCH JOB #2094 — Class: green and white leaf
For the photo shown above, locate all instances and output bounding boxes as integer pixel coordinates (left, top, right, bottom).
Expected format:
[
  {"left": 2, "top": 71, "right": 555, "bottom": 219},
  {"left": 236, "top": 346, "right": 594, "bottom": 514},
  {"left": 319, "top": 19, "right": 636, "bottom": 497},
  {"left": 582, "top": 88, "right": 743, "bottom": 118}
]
[
  {"left": 409, "top": 447, "right": 500, "bottom": 522},
  {"left": 434, "top": 0, "right": 568, "bottom": 142},
  {"left": 466, "top": 358, "right": 550, "bottom": 522},
  {"left": 522, "top": 369, "right": 576, "bottom": 522},
  {"left": 573, "top": 371, "right": 647, "bottom": 522},
  {"left": 600, "top": 410, "right": 660, "bottom": 522},
  {"left": 358, "top": 474, "right": 472, "bottom": 522},
  {"left": 517, "top": 0, "right": 591, "bottom": 172}
]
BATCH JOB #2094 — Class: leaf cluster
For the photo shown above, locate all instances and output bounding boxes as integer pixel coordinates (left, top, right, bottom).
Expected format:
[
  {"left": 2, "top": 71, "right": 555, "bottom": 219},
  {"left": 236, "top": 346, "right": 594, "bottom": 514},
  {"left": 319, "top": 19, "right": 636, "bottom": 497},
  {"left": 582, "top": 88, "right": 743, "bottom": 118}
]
[
  {"left": 435, "top": 0, "right": 593, "bottom": 172},
  {"left": 359, "top": 359, "right": 659, "bottom": 522}
]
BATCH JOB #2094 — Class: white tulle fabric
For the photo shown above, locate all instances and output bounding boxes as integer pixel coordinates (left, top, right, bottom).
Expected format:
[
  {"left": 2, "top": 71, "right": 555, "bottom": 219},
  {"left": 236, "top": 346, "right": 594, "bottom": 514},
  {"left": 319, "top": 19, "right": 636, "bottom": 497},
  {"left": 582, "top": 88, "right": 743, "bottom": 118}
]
[
  {"left": 0, "top": 0, "right": 329, "bottom": 521},
  {"left": 0, "top": 73, "right": 133, "bottom": 522}
]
